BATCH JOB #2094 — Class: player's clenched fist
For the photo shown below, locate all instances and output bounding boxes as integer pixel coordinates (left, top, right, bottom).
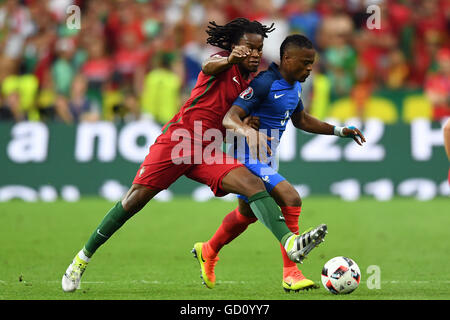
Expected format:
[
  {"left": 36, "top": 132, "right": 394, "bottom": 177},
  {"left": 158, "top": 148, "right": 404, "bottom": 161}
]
[{"left": 227, "top": 45, "right": 251, "bottom": 64}]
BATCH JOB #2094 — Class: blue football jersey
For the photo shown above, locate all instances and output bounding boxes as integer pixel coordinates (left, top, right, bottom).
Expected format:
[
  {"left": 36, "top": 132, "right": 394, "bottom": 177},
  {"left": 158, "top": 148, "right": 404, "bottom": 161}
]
[{"left": 232, "top": 62, "right": 304, "bottom": 162}]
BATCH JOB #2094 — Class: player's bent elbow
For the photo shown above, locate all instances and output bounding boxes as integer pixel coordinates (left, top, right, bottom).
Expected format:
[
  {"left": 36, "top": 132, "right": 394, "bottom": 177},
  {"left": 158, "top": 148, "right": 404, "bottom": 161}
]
[
  {"left": 201, "top": 66, "right": 213, "bottom": 75},
  {"left": 201, "top": 61, "right": 213, "bottom": 75},
  {"left": 222, "top": 113, "right": 233, "bottom": 129},
  {"left": 201, "top": 61, "right": 222, "bottom": 76}
]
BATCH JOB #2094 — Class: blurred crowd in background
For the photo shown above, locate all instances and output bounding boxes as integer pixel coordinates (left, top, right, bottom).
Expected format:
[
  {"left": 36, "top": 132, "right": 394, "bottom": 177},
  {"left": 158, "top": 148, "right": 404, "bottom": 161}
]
[{"left": 0, "top": 0, "right": 449, "bottom": 125}]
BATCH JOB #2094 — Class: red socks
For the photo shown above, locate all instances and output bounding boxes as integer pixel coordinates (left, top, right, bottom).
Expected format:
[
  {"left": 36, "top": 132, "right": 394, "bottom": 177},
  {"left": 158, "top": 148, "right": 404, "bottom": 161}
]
[
  {"left": 204, "top": 207, "right": 257, "bottom": 258},
  {"left": 279, "top": 206, "right": 301, "bottom": 268},
  {"left": 203, "top": 205, "right": 302, "bottom": 269}
]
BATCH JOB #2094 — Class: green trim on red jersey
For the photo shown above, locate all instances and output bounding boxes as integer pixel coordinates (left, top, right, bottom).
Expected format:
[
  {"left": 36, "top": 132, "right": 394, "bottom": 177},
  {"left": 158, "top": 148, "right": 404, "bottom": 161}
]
[{"left": 161, "top": 75, "right": 216, "bottom": 135}]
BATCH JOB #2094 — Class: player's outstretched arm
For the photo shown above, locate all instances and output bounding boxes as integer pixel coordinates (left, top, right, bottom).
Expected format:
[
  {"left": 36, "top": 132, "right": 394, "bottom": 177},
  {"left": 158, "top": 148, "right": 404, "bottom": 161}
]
[
  {"left": 291, "top": 110, "right": 366, "bottom": 145},
  {"left": 202, "top": 45, "right": 251, "bottom": 75}
]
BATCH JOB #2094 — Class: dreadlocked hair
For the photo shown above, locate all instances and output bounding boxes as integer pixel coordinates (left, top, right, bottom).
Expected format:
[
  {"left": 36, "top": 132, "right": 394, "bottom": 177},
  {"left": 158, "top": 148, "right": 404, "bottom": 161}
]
[{"left": 206, "top": 17, "right": 275, "bottom": 51}]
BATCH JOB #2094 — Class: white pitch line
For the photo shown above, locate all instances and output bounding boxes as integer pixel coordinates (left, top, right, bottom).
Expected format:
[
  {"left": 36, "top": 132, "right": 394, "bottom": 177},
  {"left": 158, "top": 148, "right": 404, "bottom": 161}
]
[
  {"left": 0, "top": 279, "right": 246, "bottom": 285},
  {"left": 1, "top": 280, "right": 449, "bottom": 285},
  {"left": 383, "top": 280, "right": 450, "bottom": 284}
]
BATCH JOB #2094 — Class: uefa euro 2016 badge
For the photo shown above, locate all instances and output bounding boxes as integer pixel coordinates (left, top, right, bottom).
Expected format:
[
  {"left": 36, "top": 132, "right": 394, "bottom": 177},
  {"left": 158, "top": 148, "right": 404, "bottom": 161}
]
[{"left": 239, "top": 87, "right": 254, "bottom": 100}]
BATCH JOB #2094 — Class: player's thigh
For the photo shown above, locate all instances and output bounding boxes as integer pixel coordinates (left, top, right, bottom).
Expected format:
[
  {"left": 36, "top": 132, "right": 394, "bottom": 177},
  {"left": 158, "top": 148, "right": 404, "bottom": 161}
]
[
  {"left": 270, "top": 180, "right": 302, "bottom": 207},
  {"left": 129, "top": 141, "right": 191, "bottom": 213},
  {"left": 133, "top": 141, "right": 191, "bottom": 190},
  {"left": 186, "top": 151, "right": 265, "bottom": 198},
  {"left": 220, "top": 166, "right": 266, "bottom": 197}
]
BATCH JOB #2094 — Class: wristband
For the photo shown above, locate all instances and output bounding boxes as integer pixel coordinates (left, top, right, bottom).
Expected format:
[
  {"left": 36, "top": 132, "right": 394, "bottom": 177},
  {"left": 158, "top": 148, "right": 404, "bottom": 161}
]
[{"left": 333, "top": 126, "right": 345, "bottom": 137}]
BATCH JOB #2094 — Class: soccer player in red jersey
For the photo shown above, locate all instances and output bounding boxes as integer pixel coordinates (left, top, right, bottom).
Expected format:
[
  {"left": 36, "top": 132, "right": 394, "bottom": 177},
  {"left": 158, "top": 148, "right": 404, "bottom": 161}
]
[{"left": 62, "top": 18, "right": 326, "bottom": 292}]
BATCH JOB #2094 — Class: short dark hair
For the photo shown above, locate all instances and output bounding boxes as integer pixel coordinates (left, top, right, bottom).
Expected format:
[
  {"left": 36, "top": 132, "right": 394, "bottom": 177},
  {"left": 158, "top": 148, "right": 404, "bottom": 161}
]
[
  {"left": 280, "top": 34, "right": 314, "bottom": 60},
  {"left": 206, "top": 18, "right": 275, "bottom": 51}
]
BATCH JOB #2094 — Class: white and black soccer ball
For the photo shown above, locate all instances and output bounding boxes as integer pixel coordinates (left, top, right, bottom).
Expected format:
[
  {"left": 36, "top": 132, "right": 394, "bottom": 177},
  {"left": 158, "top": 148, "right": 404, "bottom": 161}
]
[{"left": 321, "top": 256, "right": 361, "bottom": 294}]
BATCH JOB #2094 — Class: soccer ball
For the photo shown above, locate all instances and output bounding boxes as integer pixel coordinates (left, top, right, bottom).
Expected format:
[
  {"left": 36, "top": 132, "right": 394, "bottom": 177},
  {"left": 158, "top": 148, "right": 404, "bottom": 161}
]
[{"left": 321, "top": 256, "right": 361, "bottom": 294}]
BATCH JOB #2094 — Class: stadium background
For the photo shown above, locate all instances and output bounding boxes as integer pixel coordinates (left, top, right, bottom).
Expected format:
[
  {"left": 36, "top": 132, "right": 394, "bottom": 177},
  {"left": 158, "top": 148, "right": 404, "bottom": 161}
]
[
  {"left": 0, "top": 0, "right": 449, "bottom": 302},
  {"left": 0, "top": 0, "right": 448, "bottom": 202}
]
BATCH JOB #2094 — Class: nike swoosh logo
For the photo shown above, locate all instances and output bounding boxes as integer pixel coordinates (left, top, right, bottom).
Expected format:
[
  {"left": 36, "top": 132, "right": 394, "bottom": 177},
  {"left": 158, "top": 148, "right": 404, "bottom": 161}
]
[
  {"left": 284, "top": 281, "right": 292, "bottom": 287},
  {"left": 274, "top": 93, "right": 285, "bottom": 99},
  {"left": 96, "top": 229, "right": 108, "bottom": 238},
  {"left": 232, "top": 76, "right": 240, "bottom": 85}
]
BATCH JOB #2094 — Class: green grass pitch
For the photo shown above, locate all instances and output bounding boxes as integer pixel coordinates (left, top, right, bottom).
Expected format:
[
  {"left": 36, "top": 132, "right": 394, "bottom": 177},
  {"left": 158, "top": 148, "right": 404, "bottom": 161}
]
[{"left": 0, "top": 196, "right": 449, "bottom": 300}]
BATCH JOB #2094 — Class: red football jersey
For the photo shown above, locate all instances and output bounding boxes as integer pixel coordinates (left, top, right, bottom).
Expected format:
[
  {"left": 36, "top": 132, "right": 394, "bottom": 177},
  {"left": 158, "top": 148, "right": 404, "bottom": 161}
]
[{"left": 159, "top": 51, "right": 250, "bottom": 144}]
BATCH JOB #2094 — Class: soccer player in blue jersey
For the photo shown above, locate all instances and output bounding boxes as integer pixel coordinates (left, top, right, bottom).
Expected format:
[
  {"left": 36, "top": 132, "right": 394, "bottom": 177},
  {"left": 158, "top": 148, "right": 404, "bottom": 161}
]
[{"left": 192, "top": 34, "right": 365, "bottom": 292}]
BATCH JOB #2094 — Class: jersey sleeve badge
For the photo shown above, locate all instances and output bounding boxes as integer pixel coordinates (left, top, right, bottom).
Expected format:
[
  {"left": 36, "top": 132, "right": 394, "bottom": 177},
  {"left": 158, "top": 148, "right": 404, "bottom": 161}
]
[{"left": 239, "top": 86, "right": 254, "bottom": 100}]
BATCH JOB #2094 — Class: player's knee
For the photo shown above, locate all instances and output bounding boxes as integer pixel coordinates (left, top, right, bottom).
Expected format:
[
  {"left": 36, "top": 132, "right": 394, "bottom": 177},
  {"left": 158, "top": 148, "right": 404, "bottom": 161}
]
[
  {"left": 121, "top": 184, "right": 159, "bottom": 214},
  {"left": 280, "top": 189, "right": 302, "bottom": 207},
  {"left": 122, "top": 197, "right": 143, "bottom": 215},
  {"left": 238, "top": 199, "right": 256, "bottom": 219},
  {"left": 272, "top": 182, "right": 302, "bottom": 207}
]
